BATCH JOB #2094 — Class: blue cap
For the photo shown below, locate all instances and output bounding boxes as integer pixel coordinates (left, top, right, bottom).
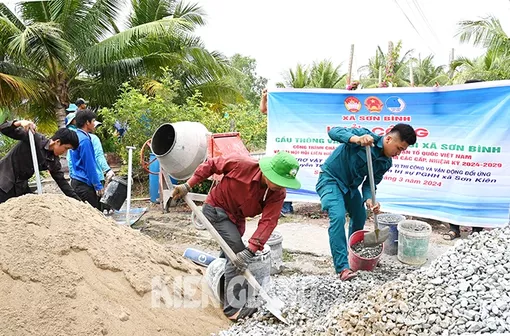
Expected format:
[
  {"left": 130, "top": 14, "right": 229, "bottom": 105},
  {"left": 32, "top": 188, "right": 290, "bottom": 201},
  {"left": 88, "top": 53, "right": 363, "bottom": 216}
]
[
  {"left": 65, "top": 112, "right": 76, "bottom": 127},
  {"left": 66, "top": 104, "right": 77, "bottom": 112}
]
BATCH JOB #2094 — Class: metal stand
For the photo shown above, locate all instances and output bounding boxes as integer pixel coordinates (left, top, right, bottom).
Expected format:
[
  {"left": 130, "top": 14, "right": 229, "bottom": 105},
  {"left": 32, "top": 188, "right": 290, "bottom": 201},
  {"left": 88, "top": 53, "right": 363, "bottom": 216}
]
[{"left": 126, "top": 146, "right": 135, "bottom": 225}]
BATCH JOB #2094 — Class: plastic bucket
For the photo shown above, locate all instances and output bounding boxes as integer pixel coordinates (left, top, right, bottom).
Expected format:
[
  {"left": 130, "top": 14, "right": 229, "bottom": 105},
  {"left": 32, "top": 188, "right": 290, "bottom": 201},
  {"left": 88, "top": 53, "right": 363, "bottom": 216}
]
[
  {"left": 347, "top": 230, "right": 383, "bottom": 272},
  {"left": 151, "top": 122, "right": 209, "bottom": 180},
  {"left": 205, "top": 244, "right": 271, "bottom": 305},
  {"left": 266, "top": 231, "right": 283, "bottom": 275},
  {"left": 100, "top": 176, "right": 127, "bottom": 210},
  {"left": 377, "top": 214, "right": 406, "bottom": 256},
  {"left": 182, "top": 248, "right": 216, "bottom": 267},
  {"left": 397, "top": 220, "right": 432, "bottom": 266}
]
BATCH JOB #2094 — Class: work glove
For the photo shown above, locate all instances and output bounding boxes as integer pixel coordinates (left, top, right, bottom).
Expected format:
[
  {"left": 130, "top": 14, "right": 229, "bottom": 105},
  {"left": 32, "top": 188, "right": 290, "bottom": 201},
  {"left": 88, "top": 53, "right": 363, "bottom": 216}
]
[
  {"left": 105, "top": 169, "right": 115, "bottom": 180},
  {"left": 172, "top": 182, "right": 191, "bottom": 200},
  {"left": 232, "top": 248, "right": 255, "bottom": 273}
]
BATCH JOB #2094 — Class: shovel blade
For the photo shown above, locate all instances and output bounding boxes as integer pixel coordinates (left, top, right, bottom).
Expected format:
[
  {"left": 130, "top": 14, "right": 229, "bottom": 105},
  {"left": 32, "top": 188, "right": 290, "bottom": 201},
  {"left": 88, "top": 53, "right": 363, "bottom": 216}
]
[
  {"left": 259, "top": 290, "right": 288, "bottom": 324},
  {"left": 363, "top": 226, "right": 390, "bottom": 247}
]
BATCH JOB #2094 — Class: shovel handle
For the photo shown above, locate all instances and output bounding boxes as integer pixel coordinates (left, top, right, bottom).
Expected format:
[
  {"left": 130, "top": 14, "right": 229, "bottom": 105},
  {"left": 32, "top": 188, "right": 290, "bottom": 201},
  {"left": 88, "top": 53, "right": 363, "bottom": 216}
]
[
  {"left": 183, "top": 195, "right": 264, "bottom": 293},
  {"left": 28, "top": 131, "right": 42, "bottom": 195},
  {"left": 365, "top": 146, "right": 379, "bottom": 230}
]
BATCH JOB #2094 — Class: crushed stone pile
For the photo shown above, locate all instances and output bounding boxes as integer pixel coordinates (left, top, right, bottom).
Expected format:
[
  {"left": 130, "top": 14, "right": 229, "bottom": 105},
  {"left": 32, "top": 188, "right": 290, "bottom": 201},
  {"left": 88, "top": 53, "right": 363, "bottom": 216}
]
[
  {"left": 311, "top": 227, "right": 510, "bottom": 335},
  {"left": 213, "top": 262, "right": 416, "bottom": 336},
  {"left": 0, "top": 194, "right": 228, "bottom": 336},
  {"left": 215, "top": 227, "right": 510, "bottom": 336}
]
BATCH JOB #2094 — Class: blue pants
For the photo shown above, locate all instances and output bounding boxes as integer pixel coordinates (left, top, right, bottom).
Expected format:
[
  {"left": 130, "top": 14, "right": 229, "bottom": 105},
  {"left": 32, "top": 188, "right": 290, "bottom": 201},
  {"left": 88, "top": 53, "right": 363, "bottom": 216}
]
[{"left": 316, "top": 172, "right": 366, "bottom": 273}]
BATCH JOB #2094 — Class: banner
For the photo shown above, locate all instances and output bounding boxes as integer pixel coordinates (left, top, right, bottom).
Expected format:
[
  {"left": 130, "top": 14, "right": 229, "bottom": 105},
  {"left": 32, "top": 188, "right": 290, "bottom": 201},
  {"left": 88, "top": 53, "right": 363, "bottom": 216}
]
[{"left": 266, "top": 81, "right": 510, "bottom": 227}]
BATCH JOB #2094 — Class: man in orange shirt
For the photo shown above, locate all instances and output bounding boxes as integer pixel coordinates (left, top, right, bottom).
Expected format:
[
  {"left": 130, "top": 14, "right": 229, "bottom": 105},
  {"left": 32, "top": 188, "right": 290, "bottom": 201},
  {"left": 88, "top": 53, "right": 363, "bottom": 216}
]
[{"left": 172, "top": 151, "right": 301, "bottom": 321}]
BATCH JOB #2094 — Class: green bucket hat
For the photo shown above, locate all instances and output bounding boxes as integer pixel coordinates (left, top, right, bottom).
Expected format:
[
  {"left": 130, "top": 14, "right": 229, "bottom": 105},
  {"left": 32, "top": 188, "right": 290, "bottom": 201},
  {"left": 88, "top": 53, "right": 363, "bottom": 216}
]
[{"left": 259, "top": 151, "right": 301, "bottom": 189}]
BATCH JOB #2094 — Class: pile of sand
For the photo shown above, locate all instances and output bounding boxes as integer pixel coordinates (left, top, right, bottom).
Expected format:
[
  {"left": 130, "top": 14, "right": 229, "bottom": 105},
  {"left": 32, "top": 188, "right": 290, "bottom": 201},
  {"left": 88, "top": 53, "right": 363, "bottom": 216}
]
[{"left": 0, "top": 194, "right": 228, "bottom": 336}]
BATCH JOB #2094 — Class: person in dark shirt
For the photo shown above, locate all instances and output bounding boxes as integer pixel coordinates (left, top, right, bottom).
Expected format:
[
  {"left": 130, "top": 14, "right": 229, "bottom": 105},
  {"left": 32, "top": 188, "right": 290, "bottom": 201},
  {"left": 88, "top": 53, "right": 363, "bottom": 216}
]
[{"left": 0, "top": 120, "right": 80, "bottom": 203}]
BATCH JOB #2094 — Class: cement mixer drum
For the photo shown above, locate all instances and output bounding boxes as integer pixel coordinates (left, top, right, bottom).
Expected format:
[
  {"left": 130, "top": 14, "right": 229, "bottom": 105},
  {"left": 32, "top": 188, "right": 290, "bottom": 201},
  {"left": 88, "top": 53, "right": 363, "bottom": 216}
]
[{"left": 151, "top": 122, "right": 209, "bottom": 180}]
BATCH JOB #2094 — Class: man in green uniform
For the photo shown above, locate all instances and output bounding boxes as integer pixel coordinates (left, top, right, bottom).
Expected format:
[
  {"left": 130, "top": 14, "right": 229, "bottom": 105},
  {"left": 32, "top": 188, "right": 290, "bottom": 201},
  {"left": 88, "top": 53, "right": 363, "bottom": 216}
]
[{"left": 317, "top": 124, "right": 416, "bottom": 280}]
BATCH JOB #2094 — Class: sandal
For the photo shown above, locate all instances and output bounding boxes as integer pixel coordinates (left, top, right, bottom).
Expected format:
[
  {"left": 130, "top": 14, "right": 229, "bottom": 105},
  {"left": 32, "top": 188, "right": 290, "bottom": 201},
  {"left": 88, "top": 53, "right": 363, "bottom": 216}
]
[
  {"left": 443, "top": 230, "right": 460, "bottom": 241},
  {"left": 339, "top": 268, "right": 357, "bottom": 281},
  {"left": 227, "top": 306, "right": 258, "bottom": 322}
]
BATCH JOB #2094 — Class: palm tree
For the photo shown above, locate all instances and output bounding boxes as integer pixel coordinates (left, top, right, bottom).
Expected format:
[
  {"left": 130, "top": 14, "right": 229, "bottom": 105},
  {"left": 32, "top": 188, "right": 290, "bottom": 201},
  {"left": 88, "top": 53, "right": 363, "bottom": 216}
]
[
  {"left": 0, "top": 0, "right": 238, "bottom": 129},
  {"left": 454, "top": 15, "right": 510, "bottom": 82},
  {"left": 358, "top": 41, "right": 413, "bottom": 88},
  {"left": 457, "top": 16, "right": 510, "bottom": 56},
  {"left": 308, "top": 59, "right": 345, "bottom": 88},
  {"left": 450, "top": 49, "right": 510, "bottom": 83},
  {"left": 411, "top": 55, "right": 448, "bottom": 87},
  {"left": 276, "top": 64, "right": 310, "bottom": 88}
]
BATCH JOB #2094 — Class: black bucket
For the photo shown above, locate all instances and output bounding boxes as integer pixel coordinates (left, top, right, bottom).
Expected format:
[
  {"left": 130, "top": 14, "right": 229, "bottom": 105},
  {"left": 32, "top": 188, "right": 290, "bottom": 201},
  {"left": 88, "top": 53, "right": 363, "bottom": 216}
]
[{"left": 100, "top": 176, "right": 127, "bottom": 210}]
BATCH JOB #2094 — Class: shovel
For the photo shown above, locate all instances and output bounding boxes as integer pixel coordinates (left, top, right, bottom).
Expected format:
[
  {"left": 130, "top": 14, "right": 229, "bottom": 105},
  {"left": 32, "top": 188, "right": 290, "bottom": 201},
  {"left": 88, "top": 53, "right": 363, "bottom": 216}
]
[
  {"left": 28, "top": 131, "right": 43, "bottom": 195},
  {"left": 362, "top": 145, "right": 389, "bottom": 247},
  {"left": 182, "top": 194, "right": 288, "bottom": 324}
]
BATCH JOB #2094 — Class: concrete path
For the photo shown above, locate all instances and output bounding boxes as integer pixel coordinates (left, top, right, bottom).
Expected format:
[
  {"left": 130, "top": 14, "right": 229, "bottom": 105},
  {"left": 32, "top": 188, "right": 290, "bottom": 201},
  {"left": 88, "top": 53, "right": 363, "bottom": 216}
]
[{"left": 244, "top": 219, "right": 454, "bottom": 268}]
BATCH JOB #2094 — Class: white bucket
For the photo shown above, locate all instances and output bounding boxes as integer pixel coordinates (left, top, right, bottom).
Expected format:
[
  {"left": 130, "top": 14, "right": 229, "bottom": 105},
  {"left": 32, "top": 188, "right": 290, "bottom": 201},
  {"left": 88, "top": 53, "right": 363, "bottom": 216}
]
[
  {"left": 205, "top": 244, "right": 271, "bottom": 305},
  {"left": 397, "top": 220, "right": 432, "bottom": 266},
  {"left": 151, "top": 122, "right": 209, "bottom": 180},
  {"left": 266, "top": 231, "right": 283, "bottom": 274}
]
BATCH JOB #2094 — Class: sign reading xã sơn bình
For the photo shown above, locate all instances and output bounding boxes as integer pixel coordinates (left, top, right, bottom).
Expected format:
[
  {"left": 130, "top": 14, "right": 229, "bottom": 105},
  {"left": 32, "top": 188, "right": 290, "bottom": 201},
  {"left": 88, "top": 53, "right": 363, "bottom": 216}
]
[{"left": 266, "top": 82, "right": 510, "bottom": 227}]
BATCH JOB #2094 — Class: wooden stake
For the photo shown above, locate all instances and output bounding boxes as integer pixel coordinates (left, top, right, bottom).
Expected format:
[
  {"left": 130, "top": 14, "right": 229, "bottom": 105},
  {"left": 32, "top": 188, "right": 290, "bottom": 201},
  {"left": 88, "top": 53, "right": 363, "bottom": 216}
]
[{"left": 347, "top": 44, "right": 355, "bottom": 85}]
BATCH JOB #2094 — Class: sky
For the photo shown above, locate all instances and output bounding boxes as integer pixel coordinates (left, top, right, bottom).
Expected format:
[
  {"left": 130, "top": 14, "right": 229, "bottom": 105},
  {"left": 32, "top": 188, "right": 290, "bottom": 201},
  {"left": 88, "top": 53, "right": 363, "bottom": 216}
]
[
  {"left": 3, "top": 0, "right": 510, "bottom": 87},
  {"left": 193, "top": 0, "right": 510, "bottom": 86}
]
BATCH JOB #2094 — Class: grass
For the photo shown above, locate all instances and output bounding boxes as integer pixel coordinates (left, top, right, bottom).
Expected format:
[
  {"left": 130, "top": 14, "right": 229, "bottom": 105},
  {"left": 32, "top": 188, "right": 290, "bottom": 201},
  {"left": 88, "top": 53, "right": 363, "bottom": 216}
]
[{"left": 282, "top": 249, "right": 295, "bottom": 262}]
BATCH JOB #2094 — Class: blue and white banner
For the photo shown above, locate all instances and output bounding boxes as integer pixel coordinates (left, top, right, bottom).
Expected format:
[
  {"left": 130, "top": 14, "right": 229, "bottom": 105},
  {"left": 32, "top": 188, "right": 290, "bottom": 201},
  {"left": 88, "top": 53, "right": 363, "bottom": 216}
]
[{"left": 266, "top": 81, "right": 510, "bottom": 227}]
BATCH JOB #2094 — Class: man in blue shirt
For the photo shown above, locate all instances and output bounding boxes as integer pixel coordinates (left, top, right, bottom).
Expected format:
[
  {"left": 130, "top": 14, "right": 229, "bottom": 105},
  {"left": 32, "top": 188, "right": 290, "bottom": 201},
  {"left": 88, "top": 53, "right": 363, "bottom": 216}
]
[
  {"left": 317, "top": 124, "right": 416, "bottom": 281},
  {"left": 70, "top": 109, "right": 103, "bottom": 209}
]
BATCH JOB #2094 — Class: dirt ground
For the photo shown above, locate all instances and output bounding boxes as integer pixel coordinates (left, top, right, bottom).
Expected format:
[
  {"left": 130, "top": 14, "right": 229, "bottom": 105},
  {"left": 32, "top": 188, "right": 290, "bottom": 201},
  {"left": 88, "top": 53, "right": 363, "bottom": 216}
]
[{"left": 132, "top": 201, "right": 462, "bottom": 275}]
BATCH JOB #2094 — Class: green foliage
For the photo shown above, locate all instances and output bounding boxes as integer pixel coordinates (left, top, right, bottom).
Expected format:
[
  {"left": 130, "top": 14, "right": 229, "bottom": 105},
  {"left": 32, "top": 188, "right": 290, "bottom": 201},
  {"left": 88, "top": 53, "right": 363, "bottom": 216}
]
[
  {"left": 0, "top": 134, "right": 17, "bottom": 159},
  {"left": 97, "top": 75, "right": 266, "bottom": 174},
  {"left": 0, "top": 0, "right": 240, "bottom": 130},
  {"left": 228, "top": 54, "right": 268, "bottom": 105},
  {"left": 277, "top": 60, "right": 346, "bottom": 89}
]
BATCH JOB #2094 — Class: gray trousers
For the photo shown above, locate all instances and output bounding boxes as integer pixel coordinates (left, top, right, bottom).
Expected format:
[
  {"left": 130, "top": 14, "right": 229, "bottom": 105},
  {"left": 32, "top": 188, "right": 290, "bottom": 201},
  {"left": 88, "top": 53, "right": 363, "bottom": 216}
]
[{"left": 202, "top": 203, "right": 253, "bottom": 317}]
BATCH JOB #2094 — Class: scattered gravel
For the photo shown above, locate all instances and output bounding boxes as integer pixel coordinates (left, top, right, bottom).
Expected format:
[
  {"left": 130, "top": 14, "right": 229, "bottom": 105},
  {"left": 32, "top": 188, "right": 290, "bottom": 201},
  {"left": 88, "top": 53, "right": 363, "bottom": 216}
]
[
  {"left": 377, "top": 214, "right": 405, "bottom": 224},
  {"left": 214, "top": 226, "right": 510, "bottom": 336},
  {"left": 351, "top": 242, "right": 383, "bottom": 259},
  {"left": 212, "top": 261, "right": 415, "bottom": 336}
]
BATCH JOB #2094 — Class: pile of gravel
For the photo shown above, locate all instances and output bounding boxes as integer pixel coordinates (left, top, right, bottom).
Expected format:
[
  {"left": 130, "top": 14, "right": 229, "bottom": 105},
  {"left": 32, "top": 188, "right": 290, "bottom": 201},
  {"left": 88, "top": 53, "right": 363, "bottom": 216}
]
[
  {"left": 213, "top": 261, "right": 415, "bottom": 336},
  {"left": 312, "top": 227, "right": 510, "bottom": 335},
  {"left": 215, "top": 226, "right": 510, "bottom": 336}
]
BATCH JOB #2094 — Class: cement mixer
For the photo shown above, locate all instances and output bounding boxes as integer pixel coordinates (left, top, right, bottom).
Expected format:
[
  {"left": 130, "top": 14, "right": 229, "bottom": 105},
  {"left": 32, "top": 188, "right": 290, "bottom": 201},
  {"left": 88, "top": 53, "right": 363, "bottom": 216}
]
[{"left": 150, "top": 121, "right": 209, "bottom": 180}]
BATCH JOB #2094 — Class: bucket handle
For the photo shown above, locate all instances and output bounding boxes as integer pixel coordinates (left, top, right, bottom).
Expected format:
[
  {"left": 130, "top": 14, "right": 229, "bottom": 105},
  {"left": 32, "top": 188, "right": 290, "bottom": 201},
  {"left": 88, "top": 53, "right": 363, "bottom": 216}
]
[{"left": 140, "top": 139, "right": 159, "bottom": 175}]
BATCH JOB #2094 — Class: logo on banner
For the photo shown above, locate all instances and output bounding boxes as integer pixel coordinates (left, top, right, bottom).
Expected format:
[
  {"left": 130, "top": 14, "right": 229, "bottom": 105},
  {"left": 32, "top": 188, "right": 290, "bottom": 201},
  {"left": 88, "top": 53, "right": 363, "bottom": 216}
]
[
  {"left": 386, "top": 96, "right": 406, "bottom": 113},
  {"left": 364, "top": 96, "right": 384, "bottom": 113},
  {"left": 344, "top": 96, "right": 361, "bottom": 113}
]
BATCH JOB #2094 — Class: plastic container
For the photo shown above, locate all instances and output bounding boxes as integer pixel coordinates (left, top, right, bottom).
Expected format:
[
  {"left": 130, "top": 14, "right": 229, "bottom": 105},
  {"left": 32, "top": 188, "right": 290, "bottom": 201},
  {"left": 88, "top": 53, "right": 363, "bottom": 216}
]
[
  {"left": 151, "top": 122, "right": 209, "bottom": 180},
  {"left": 397, "top": 220, "right": 432, "bottom": 266},
  {"left": 148, "top": 153, "right": 177, "bottom": 203},
  {"left": 205, "top": 244, "right": 271, "bottom": 304},
  {"left": 149, "top": 153, "right": 160, "bottom": 203},
  {"left": 266, "top": 231, "right": 283, "bottom": 274},
  {"left": 100, "top": 176, "right": 127, "bottom": 210},
  {"left": 377, "top": 214, "right": 406, "bottom": 256},
  {"left": 182, "top": 248, "right": 216, "bottom": 267},
  {"left": 347, "top": 230, "right": 383, "bottom": 272}
]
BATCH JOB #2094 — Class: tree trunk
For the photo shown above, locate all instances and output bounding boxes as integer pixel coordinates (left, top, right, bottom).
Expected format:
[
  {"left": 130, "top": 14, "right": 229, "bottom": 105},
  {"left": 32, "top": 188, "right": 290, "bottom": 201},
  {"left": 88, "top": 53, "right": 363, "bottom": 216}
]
[
  {"left": 55, "top": 104, "right": 67, "bottom": 128},
  {"left": 54, "top": 72, "right": 70, "bottom": 128}
]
